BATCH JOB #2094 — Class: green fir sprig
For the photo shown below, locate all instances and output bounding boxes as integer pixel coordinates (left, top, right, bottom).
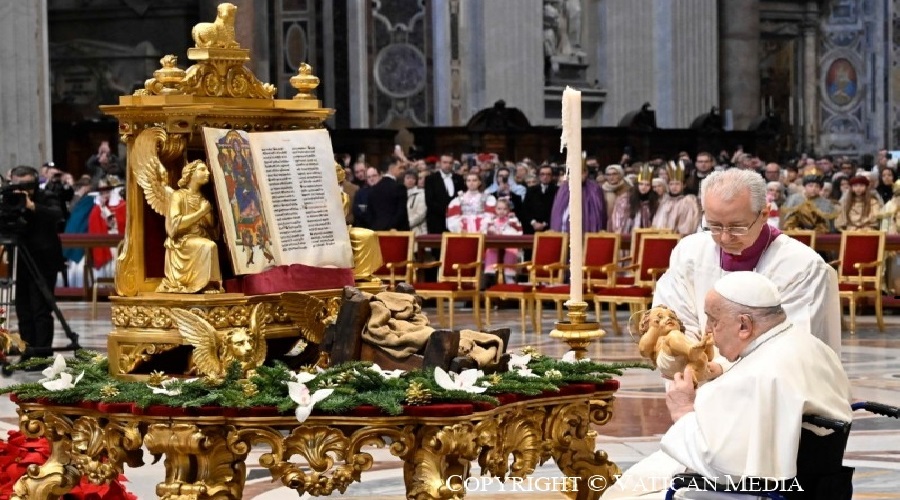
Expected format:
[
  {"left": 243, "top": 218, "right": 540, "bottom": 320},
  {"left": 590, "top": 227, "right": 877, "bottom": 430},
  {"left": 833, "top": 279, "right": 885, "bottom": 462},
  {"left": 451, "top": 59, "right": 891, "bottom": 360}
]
[{"left": 2, "top": 349, "right": 649, "bottom": 417}]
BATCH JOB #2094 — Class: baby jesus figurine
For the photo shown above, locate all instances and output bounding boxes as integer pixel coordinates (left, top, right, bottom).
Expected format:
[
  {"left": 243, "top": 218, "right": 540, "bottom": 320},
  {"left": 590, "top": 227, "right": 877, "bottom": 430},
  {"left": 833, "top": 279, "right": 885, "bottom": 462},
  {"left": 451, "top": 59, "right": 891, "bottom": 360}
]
[{"left": 632, "top": 305, "right": 715, "bottom": 385}]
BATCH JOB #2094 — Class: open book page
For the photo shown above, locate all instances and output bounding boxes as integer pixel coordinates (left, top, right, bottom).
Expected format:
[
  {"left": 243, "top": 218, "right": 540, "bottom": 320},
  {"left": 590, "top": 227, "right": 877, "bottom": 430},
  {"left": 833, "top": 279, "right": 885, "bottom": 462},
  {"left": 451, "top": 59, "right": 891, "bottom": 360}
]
[
  {"left": 203, "top": 127, "right": 353, "bottom": 274},
  {"left": 247, "top": 129, "right": 353, "bottom": 269},
  {"left": 203, "top": 128, "right": 276, "bottom": 275}
]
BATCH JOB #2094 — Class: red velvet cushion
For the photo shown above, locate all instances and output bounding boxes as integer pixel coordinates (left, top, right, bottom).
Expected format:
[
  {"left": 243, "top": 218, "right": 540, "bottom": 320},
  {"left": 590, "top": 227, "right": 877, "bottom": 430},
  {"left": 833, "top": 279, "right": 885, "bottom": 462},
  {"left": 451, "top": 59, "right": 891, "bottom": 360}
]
[
  {"left": 486, "top": 283, "right": 532, "bottom": 293},
  {"left": 593, "top": 286, "right": 653, "bottom": 297},
  {"left": 442, "top": 237, "right": 481, "bottom": 278},
  {"left": 585, "top": 236, "right": 617, "bottom": 279},
  {"left": 638, "top": 238, "right": 678, "bottom": 281},
  {"left": 838, "top": 282, "right": 877, "bottom": 292},
  {"left": 414, "top": 282, "right": 476, "bottom": 292},
  {"left": 536, "top": 284, "right": 570, "bottom": 294},
  {"left": 533, "top": 236, "right": 565, "bottom": 279},
  {"left": 237, "top": 264, "right": 355, "bottom": 295},
  {"left": 842, "top": 234, "right": 882, "bottom": 277},
  {"left": 376, "top": 234, "right": 412, "bottom": 275}
]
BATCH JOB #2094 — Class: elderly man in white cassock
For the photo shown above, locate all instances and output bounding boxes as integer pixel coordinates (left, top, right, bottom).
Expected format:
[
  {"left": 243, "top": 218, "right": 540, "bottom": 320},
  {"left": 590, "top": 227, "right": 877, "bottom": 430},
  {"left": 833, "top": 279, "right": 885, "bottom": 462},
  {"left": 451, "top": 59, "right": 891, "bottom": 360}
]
[
  {"left": 653, "top": 169, "right": 841, "bottom": 380},
  {"left": 604, "top": 272, "right": 851, "bottom": 499}
]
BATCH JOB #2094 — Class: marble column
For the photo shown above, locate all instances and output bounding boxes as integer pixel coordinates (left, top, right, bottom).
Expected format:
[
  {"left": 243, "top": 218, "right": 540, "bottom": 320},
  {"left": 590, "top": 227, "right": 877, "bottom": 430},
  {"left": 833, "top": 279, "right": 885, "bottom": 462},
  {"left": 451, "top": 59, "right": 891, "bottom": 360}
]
[
  {"left": 802, "top": 21, "right": 818, "bottom": 152},
  {"left": 0, "top": 0, "right": 52, "bottom": 168},
  {"left": 719, "top": 0, "right": 760, "bottom": 130}
]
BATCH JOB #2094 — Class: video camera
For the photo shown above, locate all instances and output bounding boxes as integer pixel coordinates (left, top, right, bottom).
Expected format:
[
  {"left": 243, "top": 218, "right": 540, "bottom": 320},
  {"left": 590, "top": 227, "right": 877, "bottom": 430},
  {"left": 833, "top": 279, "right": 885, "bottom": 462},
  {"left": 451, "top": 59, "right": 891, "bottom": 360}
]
[{"left": 0, "top": 181, "right": 37, "bottom": 233}]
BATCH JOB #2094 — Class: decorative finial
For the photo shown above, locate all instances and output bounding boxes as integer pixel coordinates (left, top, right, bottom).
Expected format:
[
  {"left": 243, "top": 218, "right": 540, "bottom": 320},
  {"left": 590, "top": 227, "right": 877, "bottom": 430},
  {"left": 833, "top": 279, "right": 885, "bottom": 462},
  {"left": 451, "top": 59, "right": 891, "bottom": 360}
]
[{"left": 290, "top": 63, "right": 320, "bottom": 100}]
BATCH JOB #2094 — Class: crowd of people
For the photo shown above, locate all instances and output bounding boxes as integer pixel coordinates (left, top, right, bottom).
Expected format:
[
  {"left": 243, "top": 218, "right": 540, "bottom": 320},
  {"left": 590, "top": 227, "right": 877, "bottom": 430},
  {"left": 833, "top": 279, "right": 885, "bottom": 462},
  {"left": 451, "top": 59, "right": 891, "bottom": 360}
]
[{"left": 339, "top": 146, "right": 900, "bottom": 293}]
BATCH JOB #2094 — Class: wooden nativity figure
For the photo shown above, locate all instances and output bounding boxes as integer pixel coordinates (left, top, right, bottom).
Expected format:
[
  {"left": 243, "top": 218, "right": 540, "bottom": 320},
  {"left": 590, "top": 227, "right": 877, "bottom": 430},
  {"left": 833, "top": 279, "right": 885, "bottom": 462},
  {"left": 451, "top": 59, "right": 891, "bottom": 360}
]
[{"left": 630, "top": 305, "right": 715, "bottom": 386}]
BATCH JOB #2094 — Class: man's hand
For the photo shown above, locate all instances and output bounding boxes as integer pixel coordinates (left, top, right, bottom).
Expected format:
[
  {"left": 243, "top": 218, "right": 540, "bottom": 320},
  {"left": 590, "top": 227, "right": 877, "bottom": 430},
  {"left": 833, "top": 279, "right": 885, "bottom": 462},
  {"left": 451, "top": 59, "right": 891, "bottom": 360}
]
[{"left": 666, "top": 365, "right": 696, "bottom": 423}]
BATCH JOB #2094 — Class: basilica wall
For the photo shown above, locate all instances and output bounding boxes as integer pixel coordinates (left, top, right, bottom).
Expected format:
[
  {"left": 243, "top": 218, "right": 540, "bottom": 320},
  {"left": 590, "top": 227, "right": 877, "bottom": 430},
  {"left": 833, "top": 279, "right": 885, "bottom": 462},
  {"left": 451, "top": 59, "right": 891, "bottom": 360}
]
[{"left": 1, "top": 0, "right": 897, "bottom": 171}]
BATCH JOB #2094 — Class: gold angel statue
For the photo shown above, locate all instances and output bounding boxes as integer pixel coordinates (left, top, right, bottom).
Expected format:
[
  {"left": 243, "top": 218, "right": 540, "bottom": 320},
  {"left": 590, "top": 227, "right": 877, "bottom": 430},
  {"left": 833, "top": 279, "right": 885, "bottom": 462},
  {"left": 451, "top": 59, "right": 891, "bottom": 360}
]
[
  {"left": 171, "top": 305, "right": 267, "bottom": 379},
  {"left": 133, "top": 130, "right": 223, "bottom": 293}
]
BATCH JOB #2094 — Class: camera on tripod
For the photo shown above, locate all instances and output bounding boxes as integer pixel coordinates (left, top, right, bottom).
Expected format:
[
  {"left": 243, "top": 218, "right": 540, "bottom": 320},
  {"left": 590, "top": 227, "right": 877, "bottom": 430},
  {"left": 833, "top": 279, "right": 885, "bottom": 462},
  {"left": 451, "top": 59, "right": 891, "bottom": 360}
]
[{"left": 0, "top": 181, "right": 36, "bottom": 233}]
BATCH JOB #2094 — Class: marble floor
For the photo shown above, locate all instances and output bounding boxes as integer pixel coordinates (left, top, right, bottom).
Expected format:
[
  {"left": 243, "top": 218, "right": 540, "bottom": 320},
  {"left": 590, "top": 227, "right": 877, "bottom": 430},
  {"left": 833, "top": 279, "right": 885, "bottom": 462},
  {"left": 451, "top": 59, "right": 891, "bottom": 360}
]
[{"left": 1, "top": 300, "right": 899, "bottom": 499}]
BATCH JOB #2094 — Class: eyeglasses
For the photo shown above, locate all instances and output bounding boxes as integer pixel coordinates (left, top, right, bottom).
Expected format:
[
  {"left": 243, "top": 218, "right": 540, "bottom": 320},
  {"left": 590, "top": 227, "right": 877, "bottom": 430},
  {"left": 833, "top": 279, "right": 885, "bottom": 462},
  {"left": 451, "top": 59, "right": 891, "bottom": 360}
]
[{"left": 702, "top": 211, "right": 763, "bottom": 236}]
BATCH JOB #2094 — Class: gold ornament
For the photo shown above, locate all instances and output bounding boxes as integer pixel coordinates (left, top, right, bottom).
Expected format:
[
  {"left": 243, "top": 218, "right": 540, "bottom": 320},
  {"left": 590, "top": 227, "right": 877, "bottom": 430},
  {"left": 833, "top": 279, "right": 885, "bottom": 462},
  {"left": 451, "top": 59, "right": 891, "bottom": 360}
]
[
  {"left": 520, "top": 345, "right": 543, "bottom": 359},
  {"left": 405, "top": 381, "right": 432, "bottom": 405},
  {"left": 488, "top": 373, "right": 503, "bottom": 385},
  {"left": 132, "top": 128, "right": 223, "bottom": 294},
  {"left": 147, "top": 371, "right": 168, "bottom": 386},
  {"left": 239, "top": 380, "right": 259, "bottom": 397},
  {"left": 191, "top": 3, "right": 239, "bottom": 49},
  {"left": 99, "top": 384, "right": 120, "bottom": 399},
  {"left": 171, "top": 304, "right": 267, "bottom": 379},
  {"left": 336, "top": 371, "right": 355, "bottom": 385}
]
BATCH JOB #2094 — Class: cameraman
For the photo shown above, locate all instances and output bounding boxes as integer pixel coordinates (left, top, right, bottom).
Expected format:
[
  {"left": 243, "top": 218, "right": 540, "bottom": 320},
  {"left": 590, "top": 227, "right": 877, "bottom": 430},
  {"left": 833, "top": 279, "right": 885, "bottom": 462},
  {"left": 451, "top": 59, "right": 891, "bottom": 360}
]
[
  {"left": 7, "top": 166, "right": 65, "bottom": 361},
  {"left": 41, "top": 162, "right": 74, "bottom": 227}
]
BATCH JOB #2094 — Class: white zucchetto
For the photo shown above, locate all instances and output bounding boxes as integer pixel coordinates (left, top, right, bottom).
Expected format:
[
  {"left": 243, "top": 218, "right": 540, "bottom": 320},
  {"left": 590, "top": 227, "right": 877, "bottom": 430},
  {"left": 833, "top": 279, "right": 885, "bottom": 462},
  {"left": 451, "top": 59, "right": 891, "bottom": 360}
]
[{"left": 713, "top": 271, "right": 782, "bottom": 308}]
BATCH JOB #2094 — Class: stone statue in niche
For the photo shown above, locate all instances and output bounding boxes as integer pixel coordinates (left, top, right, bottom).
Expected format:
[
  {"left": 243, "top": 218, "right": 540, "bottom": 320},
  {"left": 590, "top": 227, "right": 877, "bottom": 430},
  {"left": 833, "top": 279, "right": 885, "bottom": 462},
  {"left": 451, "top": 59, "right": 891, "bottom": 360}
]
[{"left": 543, "top": 0, "right": 588, "bottom": 85}]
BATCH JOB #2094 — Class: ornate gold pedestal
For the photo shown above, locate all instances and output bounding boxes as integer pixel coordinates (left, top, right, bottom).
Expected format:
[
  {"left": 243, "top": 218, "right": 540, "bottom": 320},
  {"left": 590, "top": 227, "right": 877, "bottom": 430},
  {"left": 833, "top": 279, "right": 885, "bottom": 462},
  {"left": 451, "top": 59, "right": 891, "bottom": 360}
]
[
  {"left": 550, "top": 301, "right": 605, "bottom": 359},
  {"left": 107, "top": 284, "right": 382, "bottom": 380},
  {"left": 13, "top": 384, "right": 619, "bottom": 500}
]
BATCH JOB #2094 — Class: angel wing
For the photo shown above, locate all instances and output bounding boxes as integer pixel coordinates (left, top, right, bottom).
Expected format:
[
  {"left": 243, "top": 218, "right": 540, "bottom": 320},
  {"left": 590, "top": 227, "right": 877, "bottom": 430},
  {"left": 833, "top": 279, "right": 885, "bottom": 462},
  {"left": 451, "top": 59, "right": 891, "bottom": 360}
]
[
  {"left": 170, "top": 308, "right": 224, "bottom": 377},
  {"left": 132, "top": 127, "right": 175, "bottom": 216},
  {"left": 281, "top": 292, "right": 327, "bottom": 344},
  {"left": 247, "top": 303, "right": 269, "bottom": 367}
]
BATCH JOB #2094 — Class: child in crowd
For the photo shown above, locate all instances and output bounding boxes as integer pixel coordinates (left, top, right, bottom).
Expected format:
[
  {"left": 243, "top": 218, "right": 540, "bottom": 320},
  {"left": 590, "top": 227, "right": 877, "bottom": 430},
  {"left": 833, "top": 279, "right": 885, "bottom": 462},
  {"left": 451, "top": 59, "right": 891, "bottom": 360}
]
[
  {"left": 835, "top": 175, "right": 881, "bottom": 231},
  {"left": 483, "top": 198, "right": 522, "bottom": 284}
]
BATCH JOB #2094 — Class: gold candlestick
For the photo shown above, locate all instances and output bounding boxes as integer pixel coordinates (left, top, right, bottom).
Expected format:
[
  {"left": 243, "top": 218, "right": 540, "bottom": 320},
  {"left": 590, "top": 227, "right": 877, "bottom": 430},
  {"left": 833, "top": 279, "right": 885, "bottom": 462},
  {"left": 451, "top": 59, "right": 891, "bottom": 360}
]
[{"left": 549, "top": 301, "right": 604, "bottom": 359}]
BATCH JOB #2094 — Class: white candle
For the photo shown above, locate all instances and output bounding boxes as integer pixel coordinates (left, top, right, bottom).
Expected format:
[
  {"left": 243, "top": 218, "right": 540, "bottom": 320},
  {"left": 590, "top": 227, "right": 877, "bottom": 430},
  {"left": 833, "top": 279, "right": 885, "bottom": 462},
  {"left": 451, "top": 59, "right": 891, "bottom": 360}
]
[{"left": 561, "top": 86, "right": 583, "bottom": 303}]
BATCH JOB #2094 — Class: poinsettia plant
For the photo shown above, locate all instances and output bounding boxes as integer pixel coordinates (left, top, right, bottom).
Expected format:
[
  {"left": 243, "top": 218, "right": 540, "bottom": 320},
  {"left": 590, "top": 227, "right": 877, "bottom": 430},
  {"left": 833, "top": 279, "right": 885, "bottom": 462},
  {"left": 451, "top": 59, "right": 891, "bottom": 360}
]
[{"left": 0, "top": 430, "right": 136, "bottom": 500}]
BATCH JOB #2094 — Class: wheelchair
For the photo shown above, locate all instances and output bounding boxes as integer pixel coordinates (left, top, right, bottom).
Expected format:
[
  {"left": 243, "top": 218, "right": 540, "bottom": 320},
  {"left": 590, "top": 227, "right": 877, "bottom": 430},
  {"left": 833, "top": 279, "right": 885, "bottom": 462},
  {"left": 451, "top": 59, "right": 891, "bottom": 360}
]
[{"left": 665, "top": 401, "right": 900, "bottom": 500}]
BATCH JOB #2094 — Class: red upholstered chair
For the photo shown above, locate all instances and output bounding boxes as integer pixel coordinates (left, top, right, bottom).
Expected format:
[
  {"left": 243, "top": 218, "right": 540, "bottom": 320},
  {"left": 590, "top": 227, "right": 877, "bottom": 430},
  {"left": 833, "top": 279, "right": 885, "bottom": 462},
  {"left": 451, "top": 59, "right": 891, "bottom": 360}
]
[
  {"left": 829, "top": 230, "right": 886, "bottom": 334},
  {"left": 373, "top": 231, "right": 415, "bottom": 289},
  {"left": 783, "top": 229, "right": 817, "bottom": 249},
  {"left": 614, "top": 228, "right": 673, "bottom": 286},
  {"left": 483, "top": 231, "right": 568, "bottom": 333},
  {"left": 532, "top": 232, "right": 620, "bottom": 333},
  {"left": 411, "top": 232, "right": 484, "bottom": 330},
  {"left": 593, "top": 233, "right": 680, "bottom": 334}
]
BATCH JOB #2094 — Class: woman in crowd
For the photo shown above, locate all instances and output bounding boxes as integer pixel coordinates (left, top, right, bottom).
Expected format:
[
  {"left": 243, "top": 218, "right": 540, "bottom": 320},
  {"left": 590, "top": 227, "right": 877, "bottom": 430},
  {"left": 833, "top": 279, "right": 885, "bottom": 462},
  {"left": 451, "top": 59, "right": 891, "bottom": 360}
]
[
  {"left": 877, "top": 167, "right": 895, "bottom": 204},
  {"left": 404, "top": 170, "right": 427, "bottom": 235},
  {"left": 835, "top": 175, "right": 881, "bottom": 231},
  {"left": 610, "top": 164, "right": 658, "bottom": 233}
]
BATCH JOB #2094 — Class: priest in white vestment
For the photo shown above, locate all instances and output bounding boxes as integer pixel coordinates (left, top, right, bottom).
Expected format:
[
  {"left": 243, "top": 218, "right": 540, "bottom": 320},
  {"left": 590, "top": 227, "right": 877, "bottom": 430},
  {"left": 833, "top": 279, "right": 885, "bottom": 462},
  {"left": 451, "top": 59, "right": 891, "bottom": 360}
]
[
  {"left": 652, "top": 169, "right": 842, "bottom": 360},
  {"left": 604, "top": 272, "right": 852, "bottom": 499}
]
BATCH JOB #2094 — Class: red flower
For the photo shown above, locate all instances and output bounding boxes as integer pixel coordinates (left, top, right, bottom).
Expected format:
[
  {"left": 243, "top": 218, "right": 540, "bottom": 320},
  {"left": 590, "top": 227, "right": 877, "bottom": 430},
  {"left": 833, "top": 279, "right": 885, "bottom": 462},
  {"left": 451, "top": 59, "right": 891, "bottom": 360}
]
[{"left": 0, "top": 431, "right": 135, "bottom": 500}]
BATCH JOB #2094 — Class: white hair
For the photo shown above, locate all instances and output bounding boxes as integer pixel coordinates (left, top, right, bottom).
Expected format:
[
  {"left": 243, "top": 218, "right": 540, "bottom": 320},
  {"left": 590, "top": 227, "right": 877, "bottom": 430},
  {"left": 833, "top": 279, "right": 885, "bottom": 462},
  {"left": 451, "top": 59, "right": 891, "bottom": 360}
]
[{"left": 699, "top": 169, "right": 767, "bottom": 212}]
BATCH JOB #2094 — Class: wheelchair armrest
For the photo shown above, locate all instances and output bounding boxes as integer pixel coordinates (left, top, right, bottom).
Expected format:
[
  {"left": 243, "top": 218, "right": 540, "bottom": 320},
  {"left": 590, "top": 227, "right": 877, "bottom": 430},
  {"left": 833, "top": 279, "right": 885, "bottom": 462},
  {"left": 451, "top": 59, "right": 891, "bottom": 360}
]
[
  {"left": 803, "top": 414, "right": 851, "bottom": 434},
  {"left": 851, "top": 401, "right": 900, "bottom": 418}
]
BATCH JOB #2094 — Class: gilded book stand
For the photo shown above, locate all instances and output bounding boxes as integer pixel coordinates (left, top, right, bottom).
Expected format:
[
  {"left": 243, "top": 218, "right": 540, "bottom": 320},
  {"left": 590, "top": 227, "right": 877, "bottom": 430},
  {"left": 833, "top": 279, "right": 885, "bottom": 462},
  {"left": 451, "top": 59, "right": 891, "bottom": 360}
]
[{"left": 96, "top": 7, "right": 375, "bottom": 380}]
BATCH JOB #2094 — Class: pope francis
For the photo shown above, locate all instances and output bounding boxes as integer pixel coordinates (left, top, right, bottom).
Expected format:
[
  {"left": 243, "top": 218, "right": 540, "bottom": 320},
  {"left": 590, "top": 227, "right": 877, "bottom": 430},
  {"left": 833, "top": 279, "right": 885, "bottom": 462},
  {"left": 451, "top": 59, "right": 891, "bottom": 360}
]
[{"left": 605, "top": 272, "right": 852, "bottom": 499}]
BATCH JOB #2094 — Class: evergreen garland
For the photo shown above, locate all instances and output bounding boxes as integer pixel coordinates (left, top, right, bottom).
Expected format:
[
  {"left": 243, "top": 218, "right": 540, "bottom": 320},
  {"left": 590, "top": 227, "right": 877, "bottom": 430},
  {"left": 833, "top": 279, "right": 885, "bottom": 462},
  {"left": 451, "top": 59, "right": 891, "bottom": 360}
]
[{"left": 3, "top": 349, "right": 648, "bottom": 418}]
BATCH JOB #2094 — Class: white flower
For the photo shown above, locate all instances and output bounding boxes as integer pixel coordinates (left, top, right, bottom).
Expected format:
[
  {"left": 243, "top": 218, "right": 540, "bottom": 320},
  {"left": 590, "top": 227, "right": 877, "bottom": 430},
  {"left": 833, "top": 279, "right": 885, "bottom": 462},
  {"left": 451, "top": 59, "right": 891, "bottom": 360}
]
[
  {"left": 370, "top": 363, "right": 404, "bottom": 379},
  {"left": 148, "top": 378, "right": 182, "bottom": 396},
  {"left": 290, "top": 367, "right": 324, "bottom": 384},
  {"left": 39, "top": 354, "right": 67, "bottom": 383},
  {"left": 513, "top": 366, "right": 538, "bottom": 378},
  {"left": 41, "top": 371, "right": 84, "bottom": 391},
  {"left": 287, "top": 381, "right": 334, "bottom": 423},
  {"left": 507, "top": 353, "right": 531, "bottom": 371},
  {"left": 561, "top": 351, "right": 590, "bottom": 363},
  {"left": 433, "top": 367, "right": 487, "bottom": 394}
]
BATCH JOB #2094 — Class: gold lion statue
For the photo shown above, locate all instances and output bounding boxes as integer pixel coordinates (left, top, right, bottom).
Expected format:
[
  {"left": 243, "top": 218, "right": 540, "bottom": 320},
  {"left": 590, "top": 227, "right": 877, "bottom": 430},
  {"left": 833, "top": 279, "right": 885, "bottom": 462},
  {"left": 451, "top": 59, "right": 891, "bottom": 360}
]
[
  {"left": 631, "top": 305, "right": 715, "bottom": 386},
  {"left": 171, "top": 304, "right": 268, "bottom": 379},
  {"left": 192, "top": 2, "right": 239, "bottom": 49}
]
